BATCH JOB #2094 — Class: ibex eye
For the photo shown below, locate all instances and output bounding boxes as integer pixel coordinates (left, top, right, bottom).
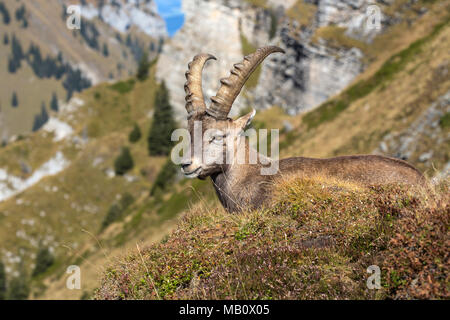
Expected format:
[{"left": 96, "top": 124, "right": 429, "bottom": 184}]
[{"left": 212, "top": 135, "right": 225, "bottom": 144}]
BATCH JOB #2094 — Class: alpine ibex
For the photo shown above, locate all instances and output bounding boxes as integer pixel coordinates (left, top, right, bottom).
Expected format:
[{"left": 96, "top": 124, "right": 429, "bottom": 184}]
[{"left": 180, "top": 46, "right": 424, "bottom": 212}]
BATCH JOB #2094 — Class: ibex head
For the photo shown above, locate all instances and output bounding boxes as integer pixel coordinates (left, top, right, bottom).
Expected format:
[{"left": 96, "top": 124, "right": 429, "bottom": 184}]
[{"left": 181, "top": 46, "right": 285, "bottom": 179}]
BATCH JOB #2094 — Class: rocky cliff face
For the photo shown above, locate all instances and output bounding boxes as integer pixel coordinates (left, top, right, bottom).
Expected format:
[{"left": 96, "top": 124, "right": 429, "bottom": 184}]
[
  {"left": 156, "top": 0, "right": 273, "bottom": 119},
  {"left": 78, "top": 0, "right": 167, "bottom": 39},
  {"left": 254, "top": 0, "right": 391, "bottom": 113},
  {"left": 157, "top": 0, "right": 391, "bottom": 118}
]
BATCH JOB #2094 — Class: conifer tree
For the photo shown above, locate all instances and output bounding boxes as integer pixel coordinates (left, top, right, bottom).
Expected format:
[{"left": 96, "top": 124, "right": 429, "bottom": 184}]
[
  {"left": 136, "top": 51, "right": 150, "bottom": 81},
  {"left": 50, "top": 92, "right": 59, "bottom": 112},
  {"left": 150, "top": 159, "right": 177, "bottom": 196},
  {"left": 0, "top": 2, "right": 10, "bottom": 25},
  {"left": 114, "top": 147, "right": 134, "bottom": 175},
  {"left": 32, "top": 103, "right": 49, "bottom": 132},
  {"left": 102, "top": 43, "right": 109, "bottom": 57},
  {"left": 0, "top": 260, "right": 6, "bottom": 300},
  {"left": 7, "top": 264, "right": 29, "bottom": 300},
  {"left": 129, "top": 123, "right": 142, "bottom": 143},
  {"left": 32, "top": 247, "right": 54, "bottom": 277},
  {"left": 147, "top": 81, "right": 177, "bottom": 156},
  {"left": 11, "top": 91, "right": 18, "bottom": 107}
]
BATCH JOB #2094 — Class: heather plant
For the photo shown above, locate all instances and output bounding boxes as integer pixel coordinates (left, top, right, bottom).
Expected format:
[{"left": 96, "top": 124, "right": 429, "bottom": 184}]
[{"left": 94, "top": 177, "right": 449, "bottom": 300}]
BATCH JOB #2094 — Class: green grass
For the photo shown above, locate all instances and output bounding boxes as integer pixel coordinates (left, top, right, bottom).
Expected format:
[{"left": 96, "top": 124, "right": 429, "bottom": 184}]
[
  {"left": 311, "top": 26, "right": 367, "bottom": 51},
  {"left": 303, "top": 18, "right": 449, "bottom": 129},
  {"left": 240, "top": 33, "right": 262, "bottom": 89},
  {"left": 109, "top": 79, "right": 136, "bottom": 94},
  {"left": 439, "top": 112, "right": 450, "bottom": 129},
  {"left": 242, "top": 0, "right": 268, "bottom": 8},
  {"left": 287, "top": 0, "right": 318, "bottom": 27}
]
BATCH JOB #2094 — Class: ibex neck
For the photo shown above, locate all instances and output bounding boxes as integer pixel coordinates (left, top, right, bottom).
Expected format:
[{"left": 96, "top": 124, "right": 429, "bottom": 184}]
[{"left": 210, "top": 138, "right": 274, "bottom": 212}]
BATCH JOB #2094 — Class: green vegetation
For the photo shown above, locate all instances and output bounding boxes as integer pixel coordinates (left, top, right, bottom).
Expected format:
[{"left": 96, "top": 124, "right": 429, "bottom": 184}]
[
  {"left": 102, "top": 43, "right": 109, "bottom": 57},
  {"left": 129, "top": 123, "right": 142, "bottom": 143},
  {"left": 243, "top": 0, "right": 268, "bottom": 8},
  {"left": 311, "top": 26, "right": 367, "bottom": 51},
  {"left": 439, "top": 112, "right": 450, "bottom": 129},
  {"left": 11, "top": 91, "right": 18, "bottom": 108},
  {"left": 0, "top": 1, "right": 10, "bottom": 25},
  {"left": 109, "top": 79, "right": 135, "bottom": 94},
  {"left": 114, "top": 147, "right": 134, "bottom": 176},
  {"left": 286, "top": 0, "right": 318, "bottom": 27},
  {"left": 137, "top": 51, "right": 151, "bottom": 81},
  {"left": 8, "top": 266, "right": 29, "bottom": 300},
  {"left": 268, "top": 10, "right": 278, "bottom": 39},
  {"left": 240, "top": 33, "right": 261, "bottom": 89},
  {"left": 101, "top": 193, "right": 135, "bottom": 231},
  {"left": 50, "top": 92, "right": 59, "bottom": 112},
  {"left": 15, "top": 4, "right": 28, "bottom": 28},
  {"left": 32, "top": 103, "right": 49, "bottom": 132},
  {"left": 95, "top": 177, "right": 449, "bottom": 300},
  {"left": 303, "top": 19, "right": 449, "bottom": 129},
  {"left": 0, "top": 261, "right": 6, "bottom": 300},
  {"left": 150, "top": 159, "right": 177, "bottom": 196},
  {"left": 32, "top": 247, "right": 54, "bottom": 277},
  {"left": 148, "top": 81, "right": 177, "bottom": 156}
]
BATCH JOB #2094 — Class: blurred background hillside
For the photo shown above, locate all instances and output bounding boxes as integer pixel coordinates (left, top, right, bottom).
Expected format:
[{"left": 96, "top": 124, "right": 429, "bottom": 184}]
[{"left": 0, "top": 0, "right": 448, "bottom": 299}]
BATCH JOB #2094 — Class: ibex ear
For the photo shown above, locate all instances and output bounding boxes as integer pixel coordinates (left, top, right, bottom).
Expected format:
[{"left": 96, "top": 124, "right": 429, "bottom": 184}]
[{"left": 234, "top": 109, "right": 256, "bottom": 130}]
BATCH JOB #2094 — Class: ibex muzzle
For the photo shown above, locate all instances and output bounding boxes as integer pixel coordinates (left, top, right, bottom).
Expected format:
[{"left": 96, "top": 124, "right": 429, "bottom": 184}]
[{"left": 181, "top": 46, "right": 425, "bottom": 212}]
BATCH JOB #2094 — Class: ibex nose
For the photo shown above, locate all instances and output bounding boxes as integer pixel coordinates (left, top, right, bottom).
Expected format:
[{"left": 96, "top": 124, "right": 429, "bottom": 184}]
[{"left": 181, "top": 161, "right": 192, "bottom": 170}]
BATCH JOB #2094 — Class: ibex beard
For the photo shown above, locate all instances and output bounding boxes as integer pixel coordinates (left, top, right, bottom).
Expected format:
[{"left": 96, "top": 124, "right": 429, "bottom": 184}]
[{"left": 178, "top": 46, "right": 425, "bottom": 213}]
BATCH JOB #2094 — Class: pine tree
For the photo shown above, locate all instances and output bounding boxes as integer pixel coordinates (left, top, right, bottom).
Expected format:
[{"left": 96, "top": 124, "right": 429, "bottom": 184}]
[
  {"left": 101, "top": 193, "right": 135, "bottom": 230},
  {"left": 136, "top": 51, "right": 150, "bottom": 81},
  {"left": 129, "top": 123, "right": 142, "bottom": 143},
  {"left": 32, "top": 247, "right": 54, "bottom": 277},
  {"left": 114, "top": 147, "right": 134, "bottom": 175},
  {"left": 7, "top": 54, "right": 19, "bottom": 73},
  {"left": 0, "top": 260, "right": 6, "bottom": 300},
  {"left": 32, "top": 103, "right": 49, "bottom": 132},
  {"left": 11, "top": 34, "right": 23, "bottom": 60},
  {"left": 102, "top": 43, "right": 109, "bottom": 57},
  {"left": 40, "top": 102, "right": 48, "bottom": 123},
  {"left": 148, "top": 82, "right": 177, "bottom": 156},
  {"left": 11, "top": 91, "right": 18, "bottom": 107},
  {"left": 0, "top": 2, "right": 10, "bottom": 25},
  {"left": 150, "top": 159, "right": 177, "bottom": 196},
  {"left": 50, "top": 92, "right": 59, "bottom": 112},
  {"left": 7, "top": 265, "right": 29, "bottom": 300}
]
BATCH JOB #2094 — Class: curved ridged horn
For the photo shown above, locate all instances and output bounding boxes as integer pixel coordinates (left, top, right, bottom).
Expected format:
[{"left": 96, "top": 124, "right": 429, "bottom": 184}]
[
  {"left": 184, "top": 53, "right": 216, "bottom": 118},
  {"left": 206, "top": 46, "right": 285, "bottom": 120}
]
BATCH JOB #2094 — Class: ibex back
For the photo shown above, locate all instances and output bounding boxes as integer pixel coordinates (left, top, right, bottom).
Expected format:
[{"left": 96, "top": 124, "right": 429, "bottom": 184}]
[{"left": 180, "top": 46, "right": 424, "bottom": 212}]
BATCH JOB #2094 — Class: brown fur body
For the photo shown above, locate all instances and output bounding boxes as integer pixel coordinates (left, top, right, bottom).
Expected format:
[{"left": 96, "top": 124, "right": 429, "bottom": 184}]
[{"left": 211, "top": 154, "right": 424, "bottom": 212}]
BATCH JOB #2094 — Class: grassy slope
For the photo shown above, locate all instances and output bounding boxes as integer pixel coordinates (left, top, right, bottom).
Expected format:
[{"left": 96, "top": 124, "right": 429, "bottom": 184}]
[{"left": 95, "top": 176, "right": 449, "bottom": 300}]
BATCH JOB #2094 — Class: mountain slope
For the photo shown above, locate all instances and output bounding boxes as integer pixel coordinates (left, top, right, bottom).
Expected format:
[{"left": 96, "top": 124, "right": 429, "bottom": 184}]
[
  {"left": 94, "top": 5, "right": 450, "bottom": 300},
  {"left": 281, "top": 12, "right": 450, "bottom": 175},
  {"left": 0, "top": 0, "right": 165, "bottom": 139},
  {"left": 0, "top": 0, "right": 448, "bottom": 300}
]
